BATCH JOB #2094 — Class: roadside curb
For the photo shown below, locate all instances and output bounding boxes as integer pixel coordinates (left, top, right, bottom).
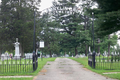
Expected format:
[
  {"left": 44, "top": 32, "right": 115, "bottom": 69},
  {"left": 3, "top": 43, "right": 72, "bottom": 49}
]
[{"left": 0, "top": 76, "right": 33, "bottom": 78}]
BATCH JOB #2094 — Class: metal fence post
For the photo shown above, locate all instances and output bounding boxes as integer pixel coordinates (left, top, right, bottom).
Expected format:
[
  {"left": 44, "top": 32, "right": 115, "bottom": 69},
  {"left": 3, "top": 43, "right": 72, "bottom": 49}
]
[
  {"left": 33, "top": 51, "right": 36, "bottom": 71},
  {"left": 92, "top": 51, "right": 96, "bottom": 68}
]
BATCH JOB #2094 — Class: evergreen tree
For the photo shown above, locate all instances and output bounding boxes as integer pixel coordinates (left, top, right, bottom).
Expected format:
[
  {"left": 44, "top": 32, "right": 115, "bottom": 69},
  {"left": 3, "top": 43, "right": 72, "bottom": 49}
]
[
  {"left": 93, "top": 0, "right": 120, "bottom": 35},
  {"left": 51, "top": 0, "right": 92, "bottom": 56},
  {"left": 0, "top": 0, "right": 41, "bottom": 56},
  {"left": 38, "top": 12, "right": 61, "bottom": 57}
]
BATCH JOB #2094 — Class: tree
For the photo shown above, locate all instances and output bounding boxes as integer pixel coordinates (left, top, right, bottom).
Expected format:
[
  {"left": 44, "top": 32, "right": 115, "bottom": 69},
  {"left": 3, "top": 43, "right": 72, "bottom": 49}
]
[
  {"left": 115, "top": 44, "right": 120, "bottom": 53},
  {"left": 37, "top": 12, "right": 61, "bottom": 57},
  {"left": 95, "top": 34, "right": 117, "bottom": 55},
  {"left": 52, "top": 0, "right": 79, "bottom": 55},
  {"left": 50, "top": 0, "right": 95, "bottom": 56},
  {"left": 86, "top": 0, "right": 120, "bottom": 55},
  {"left": 83, "top": 0, "right": 119, "bottom": 55},
  {"left": 79, "top": 0, "right": 96, "bottom": 56},
  {"left": 93, "top": 0, "right": 120, "bottom": 35},
  {"left": 0, "top": 0, "right": 41, "bottom": 56}
]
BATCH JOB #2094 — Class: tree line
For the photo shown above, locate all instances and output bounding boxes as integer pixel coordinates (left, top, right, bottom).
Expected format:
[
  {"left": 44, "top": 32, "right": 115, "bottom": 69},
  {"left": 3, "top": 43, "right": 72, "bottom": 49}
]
[{"left": 0, "top": 0, "right": 119, "bottom": 57}]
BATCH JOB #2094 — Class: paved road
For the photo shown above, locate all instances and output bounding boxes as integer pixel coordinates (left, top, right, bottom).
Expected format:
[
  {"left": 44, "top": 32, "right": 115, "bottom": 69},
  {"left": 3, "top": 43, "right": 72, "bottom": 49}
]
[{"left": 34, "top": 58, "right": 117, "bottom": 80}]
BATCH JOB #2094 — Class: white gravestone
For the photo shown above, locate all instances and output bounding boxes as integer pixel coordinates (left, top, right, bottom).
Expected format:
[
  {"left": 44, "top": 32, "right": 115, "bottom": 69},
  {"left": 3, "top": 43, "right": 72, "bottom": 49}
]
[
  {"left": 89, "top": 46, "right": 92, "bottom": 54},
  {"left": 1, "top": 53, "right": 9, "bottom": 61},
  {"left": 14, "top": 38, "right": 20, "bottom": 59}
]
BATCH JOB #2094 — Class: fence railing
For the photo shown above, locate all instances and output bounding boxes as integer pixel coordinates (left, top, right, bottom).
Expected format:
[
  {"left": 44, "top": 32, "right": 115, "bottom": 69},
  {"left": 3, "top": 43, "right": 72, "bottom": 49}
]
[
  {"left": 0, "top": 55, "right": 38, "bottom": 73},
  {"left": 88, "top": 53, "right": 120, "bottom": 70}
]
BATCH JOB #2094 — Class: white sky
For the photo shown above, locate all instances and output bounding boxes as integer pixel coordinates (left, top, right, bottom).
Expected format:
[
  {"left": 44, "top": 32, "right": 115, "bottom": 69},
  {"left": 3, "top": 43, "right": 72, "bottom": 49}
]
[
  {"left": 116, "top": 31, "right": 120, "bottom": 45},
  {"left": 40, "top": 0, "right": 54, "bottom": 11},
  {"left": 0, "top": 0, "right": 97, "bottom": 11},
  {"left": 0, "top": 0, "right": 54, "bottom": 11}
]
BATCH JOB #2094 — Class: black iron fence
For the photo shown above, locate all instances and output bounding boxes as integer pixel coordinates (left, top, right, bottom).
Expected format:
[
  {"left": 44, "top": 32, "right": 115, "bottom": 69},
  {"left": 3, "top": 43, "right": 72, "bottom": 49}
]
[
  {"left": 0, "top": 55, "right": 38, "bottom": 73},
  {"left": 88, "top": 53, "right": 120, "bottom": 70}
]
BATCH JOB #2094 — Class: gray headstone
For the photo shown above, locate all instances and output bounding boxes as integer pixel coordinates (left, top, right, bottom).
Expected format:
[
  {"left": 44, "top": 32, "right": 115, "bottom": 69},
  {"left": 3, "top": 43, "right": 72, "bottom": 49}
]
[{"left": 25, "top": 53, "right": 33, "bottom": 59}]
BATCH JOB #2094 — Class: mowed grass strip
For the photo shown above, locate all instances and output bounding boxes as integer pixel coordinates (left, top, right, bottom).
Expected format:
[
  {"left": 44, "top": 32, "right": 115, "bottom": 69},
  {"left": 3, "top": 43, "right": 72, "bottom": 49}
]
[
  {"left": 0, "top": 77, "right": 33, "bottom": 80},
  {"left": 69, "top": 57, "right": 120, "bottom": 80}
]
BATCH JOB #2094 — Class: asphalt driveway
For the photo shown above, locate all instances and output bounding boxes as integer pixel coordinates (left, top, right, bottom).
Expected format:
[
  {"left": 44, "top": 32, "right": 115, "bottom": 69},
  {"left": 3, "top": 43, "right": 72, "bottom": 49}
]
[{"left": 34, "top": 58, "right": 117, "bottom": 80}]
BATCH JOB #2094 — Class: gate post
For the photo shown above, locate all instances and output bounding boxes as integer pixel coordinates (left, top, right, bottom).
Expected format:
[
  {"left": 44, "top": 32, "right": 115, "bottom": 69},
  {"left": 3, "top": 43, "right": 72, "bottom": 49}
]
[
  {"left": 92, "top": 51, "right": 96, "bottom": 68},
  {"left": 33, "top": 51, "right": 36, "bottom": 71}
]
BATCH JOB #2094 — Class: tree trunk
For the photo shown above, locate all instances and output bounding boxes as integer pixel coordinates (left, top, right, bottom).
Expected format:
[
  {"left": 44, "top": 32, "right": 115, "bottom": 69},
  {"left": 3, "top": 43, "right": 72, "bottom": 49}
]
[
  {"left": 75, "top": 47, "right": 78, "bottom": 56},
  {"left": 108, "top": 35, "right": 110, "bottom": 56},
  {"left": 0, "top": 44, "right": 3, "bottom": 58},
  {"left": 48, "top": 44, "right": 52, "bottom": 57},
  {"left": 85, "top": 44, "right": 88, "bottom": 56},
  {"left": 97, "top": 38, "right": 100, "bottom": 54},
  {"left": 97, "top": 46, "right": 100, "bottom": 54},
  {"left": 50, "top": 51, "right": 52, "bottom": 57},
  {"left": 19, "top": 44, "right": 22, "bottom": 56},
  {"left": 0, "top": 49, "right": 1, "bottom": 58},
  {"left": 19, "top": 44, "right": 24, "bottom": 57},
  {"left": 84, "top": 16, "right": 89, "bottom": 56},
  {"left": 64, "top": 52, "right": 66, "bottom": 56},
  {"left": 22, "top": 47, "right": 24, "bottom": 57}
]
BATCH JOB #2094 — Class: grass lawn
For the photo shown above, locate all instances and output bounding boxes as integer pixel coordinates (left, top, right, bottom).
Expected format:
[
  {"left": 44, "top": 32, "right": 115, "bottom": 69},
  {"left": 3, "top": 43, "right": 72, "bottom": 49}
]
[
  {"left": 69, "top": 57, "right": 120, "bottom": 80},
  {"left": 0, "top": 78, "right": 33, "bottom": 80},
  {"left": 0, "top": 58, "right": 56, "bottom": 80}
]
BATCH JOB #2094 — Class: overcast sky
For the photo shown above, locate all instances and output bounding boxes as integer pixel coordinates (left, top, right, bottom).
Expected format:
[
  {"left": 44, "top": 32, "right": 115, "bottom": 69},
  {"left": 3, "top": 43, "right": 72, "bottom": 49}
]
[
  {"left": 0, "top": 0, "right": 54, "bottom": 11},
  {"left": 40, "top": 0, "right": 54, "bottom": 11}
]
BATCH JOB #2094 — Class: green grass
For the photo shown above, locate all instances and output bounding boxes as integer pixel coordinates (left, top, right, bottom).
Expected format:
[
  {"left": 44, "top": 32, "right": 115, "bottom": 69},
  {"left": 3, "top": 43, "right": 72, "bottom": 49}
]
[
  {"left": 69, "top": 57, "right": 120, "bottom": 80},
  {"left": 0, "top": 58, "right": 56, "bottom": 80},
  {"left": 0, "top": 78, "right": 33, "bottom": 80}
]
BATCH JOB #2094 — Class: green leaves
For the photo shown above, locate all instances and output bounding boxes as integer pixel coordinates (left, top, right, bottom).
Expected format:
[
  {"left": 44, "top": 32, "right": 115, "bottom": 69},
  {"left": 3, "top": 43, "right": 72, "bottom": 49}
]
[
  {"left": 0, "top": 0, "right": 41, "bottom": 53},
  {"left": 92, "top": 0, "right": 120, "bottom": 36},
  {"left": 94, "top": 0, "right": 120, "bottom": 12},
  {"left": 95, "top": 10, "right": 120, "bottom": 36}
]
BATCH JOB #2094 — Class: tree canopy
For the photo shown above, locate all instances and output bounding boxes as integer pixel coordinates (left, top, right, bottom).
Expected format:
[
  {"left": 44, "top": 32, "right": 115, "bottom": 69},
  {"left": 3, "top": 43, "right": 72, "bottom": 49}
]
[
  {"left": 0, "top": 0, "right": 119, "bottom": 57},
  {"left": 0, "top": 0, "right": 41, "bottom": 56},
  {"left": 93, "top": 0, "right": 120, "bottom": 36}
]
